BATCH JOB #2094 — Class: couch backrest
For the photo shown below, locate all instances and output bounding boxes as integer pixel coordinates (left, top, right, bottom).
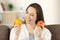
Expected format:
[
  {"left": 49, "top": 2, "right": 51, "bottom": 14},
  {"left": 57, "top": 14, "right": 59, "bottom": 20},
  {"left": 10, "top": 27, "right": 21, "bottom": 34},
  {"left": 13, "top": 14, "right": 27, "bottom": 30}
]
[
  {"left": 0, "top": 25, "right": 10, "bottom": 40},
  {"left": 45, "top": 24, "right": 60, "bottom": 40}
]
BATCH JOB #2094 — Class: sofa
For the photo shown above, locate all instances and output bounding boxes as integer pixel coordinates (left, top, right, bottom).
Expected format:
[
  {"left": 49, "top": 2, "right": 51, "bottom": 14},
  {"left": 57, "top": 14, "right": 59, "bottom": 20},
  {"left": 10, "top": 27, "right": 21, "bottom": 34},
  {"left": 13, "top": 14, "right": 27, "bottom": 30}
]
[
  {"left": 0, "top": 25, "right": 10, "bottom": 40},
  {"left": 45, "top": 24, "right": 60, "bottom": 40},
  {"left": 0, "top": 24, "right": 60, "bottom": 40}
]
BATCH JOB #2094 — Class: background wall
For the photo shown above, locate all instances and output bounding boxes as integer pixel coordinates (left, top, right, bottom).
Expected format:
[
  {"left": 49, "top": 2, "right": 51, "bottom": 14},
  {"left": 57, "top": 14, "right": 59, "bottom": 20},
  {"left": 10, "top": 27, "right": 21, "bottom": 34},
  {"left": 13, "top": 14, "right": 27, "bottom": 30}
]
[
  {"left": 0, "top": 12, "right": 25, "bottom": 26},
  {"left": 0, "top": 0, "right": 60, "bottom": 25}
]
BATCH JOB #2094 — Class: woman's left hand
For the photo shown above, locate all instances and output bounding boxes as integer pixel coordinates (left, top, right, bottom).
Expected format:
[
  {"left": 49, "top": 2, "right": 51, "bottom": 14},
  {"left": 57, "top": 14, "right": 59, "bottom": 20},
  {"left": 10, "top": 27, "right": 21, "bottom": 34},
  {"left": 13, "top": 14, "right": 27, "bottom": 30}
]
[
  {"left": 36, "top": 20, "right": 44, "bottom": 37},
  {"left": 14, "top": 24, "right": 21, "bottom": 36},
  {"left": 35, "top": 27, "right": 43, "bottom": 40},
  {"left": 34, "top": 27, "right": 43, "bottom": 40},
  {"left": 36, "top": 27, "right": 43, "bottom": 37}
]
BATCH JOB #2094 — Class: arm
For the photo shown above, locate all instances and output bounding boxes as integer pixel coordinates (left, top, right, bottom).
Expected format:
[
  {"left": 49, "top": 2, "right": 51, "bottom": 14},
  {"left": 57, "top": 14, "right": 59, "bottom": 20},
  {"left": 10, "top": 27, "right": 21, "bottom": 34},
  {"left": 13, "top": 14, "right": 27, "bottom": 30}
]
[
  {"left": 10, "top": 27, "right": 21, "bottom": 40},
  {"left": 34, "top": 27, "right": 43, "bottom": 40},
  {"left": 14, "top": 26, "right": 21, "bottom": 40},
  {"left": 34, "top": 27, "right": 51, "bottom": 40},
  {"left": 38, "top": 36, "right": 43, "bottom": 40},
  {"left": 37, "top": 27, "right": 43, "bottom": 40},
  {"left": 42, "top": 28, "right": 52, "bottom": 40}
]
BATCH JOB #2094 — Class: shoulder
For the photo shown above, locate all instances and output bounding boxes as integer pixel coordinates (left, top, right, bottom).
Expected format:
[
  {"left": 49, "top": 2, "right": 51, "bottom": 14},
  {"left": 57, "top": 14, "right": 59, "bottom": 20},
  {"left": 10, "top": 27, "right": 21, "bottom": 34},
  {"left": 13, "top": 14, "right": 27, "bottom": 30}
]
[
  {"left": 42, "top": 27, "right": 52, "bottom": 39},
  {"left": 20, "top": 24, "right": 27, "bottom": 32},
  {"left": 42, "top": 27, "right": 51, "bottom": 35},
  {"left": 21, "top": 24, "right": 26, "bottom": 29},
  {"left": 43, "top": 27, "right": 50, "bottom": 32},
  {"left": 11, "top": 28, "right": 14, "bottom": 31},
  {"left": 21, "top": 24, "right": 26, "bottom": 27}
]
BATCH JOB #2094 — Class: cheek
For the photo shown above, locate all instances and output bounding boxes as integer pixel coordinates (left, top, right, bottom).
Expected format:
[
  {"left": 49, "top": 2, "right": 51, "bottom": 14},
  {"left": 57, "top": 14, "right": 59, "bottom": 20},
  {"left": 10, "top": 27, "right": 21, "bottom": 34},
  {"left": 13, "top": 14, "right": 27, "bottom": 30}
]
[
  {"left": 25, "top": 14, "right": 27, "bottom": 20},
  {"left": 31, "top": 16, "right": 36, "bottom": 22}
]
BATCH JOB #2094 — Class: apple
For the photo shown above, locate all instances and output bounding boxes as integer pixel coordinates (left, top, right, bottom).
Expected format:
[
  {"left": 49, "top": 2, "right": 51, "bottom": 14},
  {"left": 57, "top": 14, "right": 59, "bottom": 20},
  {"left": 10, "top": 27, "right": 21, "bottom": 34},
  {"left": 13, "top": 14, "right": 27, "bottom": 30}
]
[{"left": 37, "top": 20, "right": 44, "bottom": 28}]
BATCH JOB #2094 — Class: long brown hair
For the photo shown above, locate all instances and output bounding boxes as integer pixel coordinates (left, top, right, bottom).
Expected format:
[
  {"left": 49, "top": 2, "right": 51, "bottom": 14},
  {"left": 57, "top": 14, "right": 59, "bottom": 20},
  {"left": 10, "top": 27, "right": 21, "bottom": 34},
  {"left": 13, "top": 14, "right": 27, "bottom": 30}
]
[{"left": 26, "top": 3, "right": 44, "bottom": 24}]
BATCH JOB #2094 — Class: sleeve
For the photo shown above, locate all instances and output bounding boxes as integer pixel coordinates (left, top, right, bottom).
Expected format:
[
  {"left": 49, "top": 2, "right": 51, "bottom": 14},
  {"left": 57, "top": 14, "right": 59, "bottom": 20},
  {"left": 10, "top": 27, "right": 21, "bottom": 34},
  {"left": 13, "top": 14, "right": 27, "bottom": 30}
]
[
  {"left": 10, "top": 28, "right": 15, "bottom": 40},
  {"left": 42, "top": 28, "right": 52, "bottom": 40}
]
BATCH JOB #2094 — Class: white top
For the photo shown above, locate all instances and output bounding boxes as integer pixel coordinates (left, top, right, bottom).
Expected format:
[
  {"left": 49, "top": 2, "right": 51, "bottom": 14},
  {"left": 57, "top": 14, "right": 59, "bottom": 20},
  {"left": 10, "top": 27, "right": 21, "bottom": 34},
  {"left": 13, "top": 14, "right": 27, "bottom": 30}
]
[{"left": 10, "top": 24, "right": 52, "bottom": 40}]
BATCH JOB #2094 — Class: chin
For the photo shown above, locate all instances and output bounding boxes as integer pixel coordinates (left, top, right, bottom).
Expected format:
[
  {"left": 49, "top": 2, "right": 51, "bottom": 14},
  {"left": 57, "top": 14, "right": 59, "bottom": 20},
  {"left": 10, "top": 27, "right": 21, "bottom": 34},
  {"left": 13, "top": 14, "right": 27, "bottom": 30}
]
[
  {"left": 26, "top": 21, "right": 32, "bottom": 24},
  {"left": 26, "top": 22, "right": 31, "bottom": 24}
]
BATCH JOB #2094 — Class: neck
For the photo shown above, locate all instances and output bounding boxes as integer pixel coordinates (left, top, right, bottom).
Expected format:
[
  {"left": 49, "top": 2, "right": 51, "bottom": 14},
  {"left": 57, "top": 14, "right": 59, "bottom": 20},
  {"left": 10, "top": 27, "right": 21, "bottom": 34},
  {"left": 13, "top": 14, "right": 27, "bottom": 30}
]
[
  {"left": 26, "top": 23, "right": 36, "bottom": 30},
  {"left": 26, "top": 23, "right": 36, "bottom": 35}
]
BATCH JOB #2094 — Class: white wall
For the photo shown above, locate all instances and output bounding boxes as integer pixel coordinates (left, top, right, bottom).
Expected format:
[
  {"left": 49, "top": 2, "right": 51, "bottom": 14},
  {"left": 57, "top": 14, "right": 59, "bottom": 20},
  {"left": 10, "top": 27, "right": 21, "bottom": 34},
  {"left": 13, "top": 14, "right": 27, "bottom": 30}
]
[
  {"left": 1, "top": 0, "right": 60, "bottom": 25},
  {"left": 42, "top": 0, "right": 60, "bottom": 25}
]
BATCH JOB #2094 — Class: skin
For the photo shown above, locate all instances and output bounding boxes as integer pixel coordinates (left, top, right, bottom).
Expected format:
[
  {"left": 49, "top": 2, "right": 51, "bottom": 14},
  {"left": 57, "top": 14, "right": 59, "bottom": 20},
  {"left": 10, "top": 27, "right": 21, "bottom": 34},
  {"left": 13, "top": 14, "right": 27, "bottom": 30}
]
[{"left": 25, "top": 6, "right": 43, "bottom": 40}]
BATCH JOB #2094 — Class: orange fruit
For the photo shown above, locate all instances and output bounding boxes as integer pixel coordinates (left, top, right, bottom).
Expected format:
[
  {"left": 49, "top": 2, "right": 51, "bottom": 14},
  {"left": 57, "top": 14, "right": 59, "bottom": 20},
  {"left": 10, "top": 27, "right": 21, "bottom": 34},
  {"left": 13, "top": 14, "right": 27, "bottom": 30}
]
[{"left": 13, "top": 18, "right": 22, "bottom": 27}]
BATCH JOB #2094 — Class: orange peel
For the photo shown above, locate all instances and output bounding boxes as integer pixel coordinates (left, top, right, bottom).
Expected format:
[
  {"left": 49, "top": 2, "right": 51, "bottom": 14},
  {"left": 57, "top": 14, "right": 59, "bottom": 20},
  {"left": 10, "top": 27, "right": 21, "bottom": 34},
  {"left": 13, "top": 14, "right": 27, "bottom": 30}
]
[{"left": 13, "top": 18, "right": 22, "bottom": 27}]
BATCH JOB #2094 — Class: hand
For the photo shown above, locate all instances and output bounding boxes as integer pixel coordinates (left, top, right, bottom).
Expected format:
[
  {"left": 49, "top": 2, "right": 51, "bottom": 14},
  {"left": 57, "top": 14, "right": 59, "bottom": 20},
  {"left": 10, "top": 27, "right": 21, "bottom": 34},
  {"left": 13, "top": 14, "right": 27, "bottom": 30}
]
[
  {"left": 36, "top": 27, "right": 43, "bottom": 37},
  {"left": 14, "top": 24, "right": 21, "bottom": 40},
  {"left": 34, "top": 27, "right": 43, "bottom": 40},
  {"left": 14, "top": 24, "right": 21, "bottom": 36}
]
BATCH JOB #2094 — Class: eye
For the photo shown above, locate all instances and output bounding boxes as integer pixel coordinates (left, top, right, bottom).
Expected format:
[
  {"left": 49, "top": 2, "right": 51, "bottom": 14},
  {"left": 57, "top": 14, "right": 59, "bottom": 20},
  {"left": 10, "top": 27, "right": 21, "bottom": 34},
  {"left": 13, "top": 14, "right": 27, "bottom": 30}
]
[{"left": 30, "top": 13, "right": 34, "bottom": 16}]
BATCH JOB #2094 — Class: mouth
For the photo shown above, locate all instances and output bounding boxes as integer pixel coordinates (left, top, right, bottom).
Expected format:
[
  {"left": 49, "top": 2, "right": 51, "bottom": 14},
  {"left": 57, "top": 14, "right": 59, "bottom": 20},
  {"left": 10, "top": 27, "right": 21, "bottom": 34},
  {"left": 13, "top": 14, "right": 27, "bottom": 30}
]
[{"left": 25, "top": 18, "right": 32, "bottom": 23}]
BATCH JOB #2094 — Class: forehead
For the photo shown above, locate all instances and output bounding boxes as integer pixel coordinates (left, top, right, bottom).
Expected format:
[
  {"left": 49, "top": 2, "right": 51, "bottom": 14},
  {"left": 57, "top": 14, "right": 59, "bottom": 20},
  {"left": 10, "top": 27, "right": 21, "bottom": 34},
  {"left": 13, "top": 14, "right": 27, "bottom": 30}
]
[{"left": 27, "top": 7, "right": 37, "bottom": 14}]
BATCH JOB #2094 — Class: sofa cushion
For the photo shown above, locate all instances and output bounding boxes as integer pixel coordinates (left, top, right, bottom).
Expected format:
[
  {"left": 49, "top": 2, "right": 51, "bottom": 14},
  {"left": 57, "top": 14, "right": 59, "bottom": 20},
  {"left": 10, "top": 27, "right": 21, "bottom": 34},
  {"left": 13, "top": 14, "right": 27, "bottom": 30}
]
[
  {"left": 45, "top": 24, "right": 60, "bottom": 40},
  {"left": 0, "top": 25, "right": 10, "bottom": 40}
]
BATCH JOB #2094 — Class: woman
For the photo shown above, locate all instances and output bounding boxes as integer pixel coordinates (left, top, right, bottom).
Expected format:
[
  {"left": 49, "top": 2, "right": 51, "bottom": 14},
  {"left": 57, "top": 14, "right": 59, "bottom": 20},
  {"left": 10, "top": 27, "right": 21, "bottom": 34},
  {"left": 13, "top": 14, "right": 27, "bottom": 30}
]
[{"left": 10, "top": 3, "right": 52, "bottom": 40}]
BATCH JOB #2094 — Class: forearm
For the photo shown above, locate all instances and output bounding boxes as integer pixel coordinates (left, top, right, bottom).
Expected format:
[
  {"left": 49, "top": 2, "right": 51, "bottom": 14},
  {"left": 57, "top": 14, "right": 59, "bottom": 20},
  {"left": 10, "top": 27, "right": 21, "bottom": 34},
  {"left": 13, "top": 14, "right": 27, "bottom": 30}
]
[
  {"left": 14, "top": 32, "right": 20, "bottom": 40},
  {"left": 38, "top": 36, "right": 43, "bottom": 40},
  {"left": 14, "top": 35, "right": 19, "bottom": 40},
  {"left": 35, "top": 35, "right": 43, "bottom": 40},
  {"left": 38, "top": 35, "right": 42, "bottom": 40}
]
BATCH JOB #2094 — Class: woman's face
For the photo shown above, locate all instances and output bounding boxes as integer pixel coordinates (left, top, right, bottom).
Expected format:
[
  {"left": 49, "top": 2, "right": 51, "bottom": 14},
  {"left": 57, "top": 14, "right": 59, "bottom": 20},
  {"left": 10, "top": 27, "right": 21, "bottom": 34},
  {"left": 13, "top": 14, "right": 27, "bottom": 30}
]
[{"left": 25, "top": 7, "right": 37, "bottom": 24}]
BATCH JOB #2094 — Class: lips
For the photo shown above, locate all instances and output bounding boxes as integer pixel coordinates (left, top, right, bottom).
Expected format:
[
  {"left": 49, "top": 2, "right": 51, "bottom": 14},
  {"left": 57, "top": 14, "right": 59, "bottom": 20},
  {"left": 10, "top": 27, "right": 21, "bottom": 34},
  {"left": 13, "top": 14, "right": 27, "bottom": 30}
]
[{"left": 26, "top": 18, "right": 31, "bottom": 22}]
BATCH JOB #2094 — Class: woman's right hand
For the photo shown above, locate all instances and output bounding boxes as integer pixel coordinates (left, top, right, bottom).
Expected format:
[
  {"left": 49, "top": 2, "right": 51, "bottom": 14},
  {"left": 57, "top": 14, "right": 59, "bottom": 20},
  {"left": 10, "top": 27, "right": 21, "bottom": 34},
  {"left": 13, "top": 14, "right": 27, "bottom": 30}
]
[
  {"left": 14, "top": 24, "right": 21, "bottom": 36},
  {"left": 14, "top": 24, "right": 21, "bottom": 40}
]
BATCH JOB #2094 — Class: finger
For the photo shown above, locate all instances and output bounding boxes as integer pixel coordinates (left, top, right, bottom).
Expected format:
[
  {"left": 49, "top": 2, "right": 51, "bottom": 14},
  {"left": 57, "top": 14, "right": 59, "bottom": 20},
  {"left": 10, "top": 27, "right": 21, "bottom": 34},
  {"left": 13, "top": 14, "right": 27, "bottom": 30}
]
[{"left": 37, "top": 27, "right": 42, "bottom": 29}]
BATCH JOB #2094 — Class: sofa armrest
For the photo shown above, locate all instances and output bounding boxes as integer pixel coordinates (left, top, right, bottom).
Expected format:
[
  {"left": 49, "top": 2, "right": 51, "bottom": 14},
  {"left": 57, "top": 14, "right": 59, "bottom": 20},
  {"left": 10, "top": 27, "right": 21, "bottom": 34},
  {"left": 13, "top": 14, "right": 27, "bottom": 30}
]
[
  {"left": 0, "top": 25, "right": 10, "bottom": 40},
  {"left": 45, "top": 24, "right": 60, "bottom": 40}
]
